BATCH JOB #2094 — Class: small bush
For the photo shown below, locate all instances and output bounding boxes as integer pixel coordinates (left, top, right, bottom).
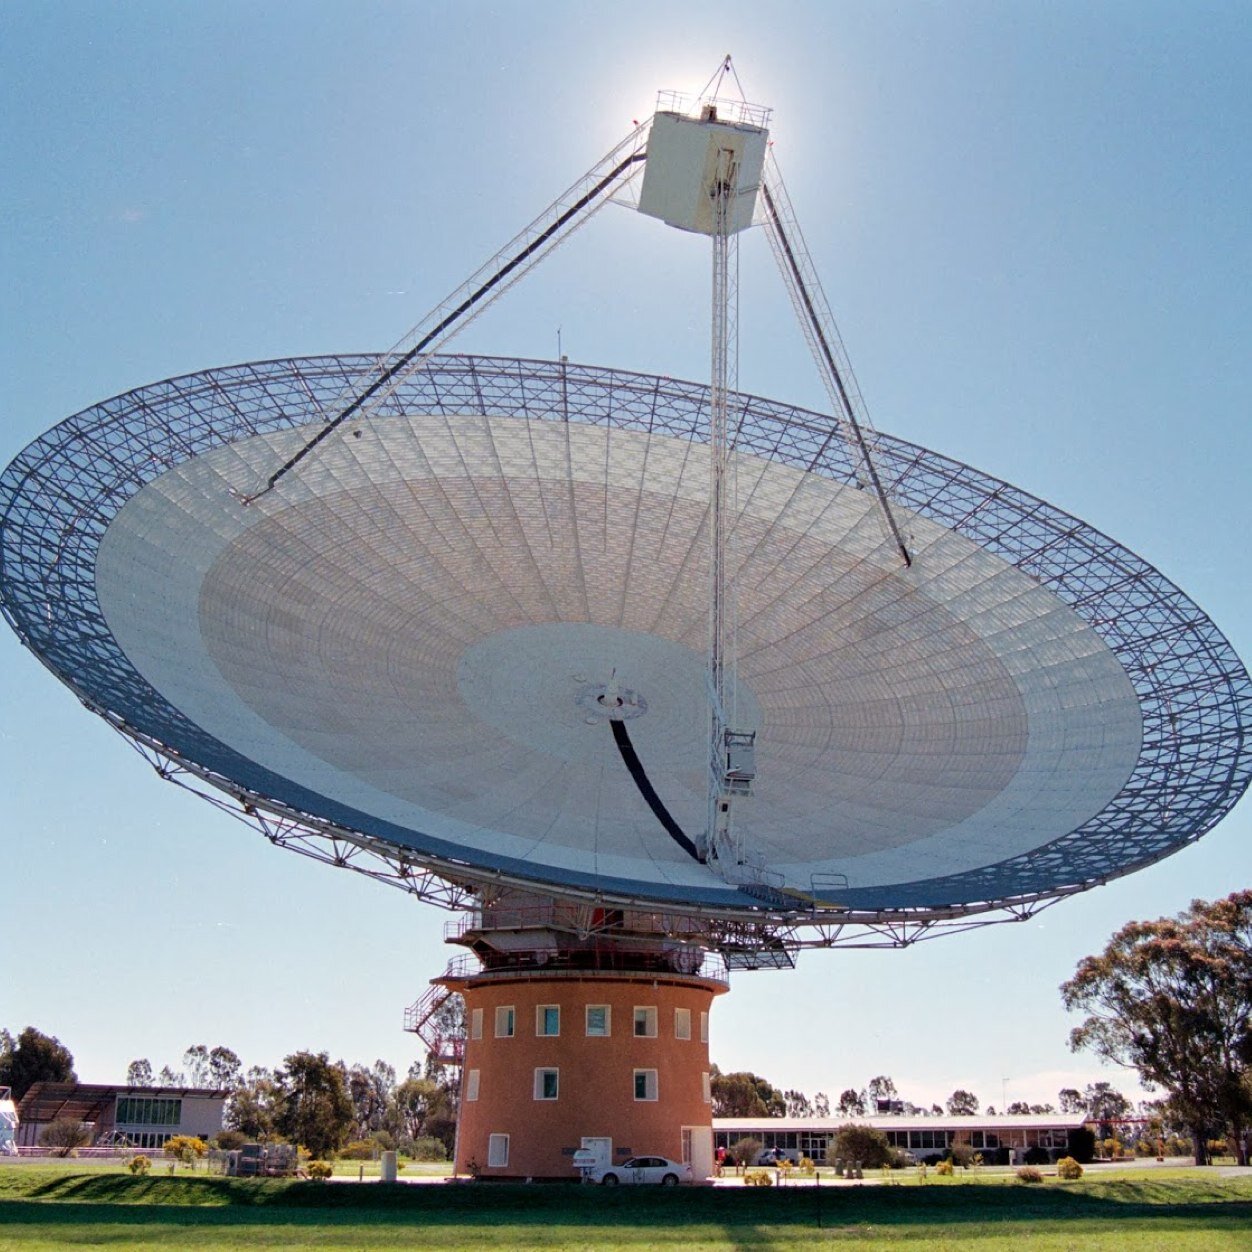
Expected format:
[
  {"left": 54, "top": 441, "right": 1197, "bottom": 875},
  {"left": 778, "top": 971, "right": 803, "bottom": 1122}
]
[
  {"left": 39, "top": 1117, "right": 90, "bottom": 1157},
  {"left": 164, "top": 1136, "right": 208, "bottom": 1169},
  {"left": 306, "top": 1160, "right": 333, "bottom": 1180},
  {"left": 1056, "top": 1156, "right": 1084, "bottom": 1180},
  {"left": 832, "top": 1124, "right": 895, "bottom": 1170},
  {"left": 338, "top": 1140, "right": 377, "bottom": 1161},
  {"left": 1066, "top": 1127, "right": 1096, "bottom": 1164},
  {"left": 214, "top": 1130, "right": 247, "bottom": 1151},
  {"left": 797, "top": 1156, "right": 816, "bottom": 1174},
  {"left": 1023, "top": 1145, "right": 1051, "bottom": 1166},
  {"left": 127, "top": 1154, "right": 151, "bottom": 1175},
  {"left": 726, "top": 1138, "right": 762, "bottom": 1169},
  {"left": 406, "top": 1135, "right": 448, "bottom": 1162},
  {"left": 1016, "top": 1166, "right": 1044, "bottom": 1184},
  {"left": 934, "top": 1159, "right": 954, "bottom": 1176},
  {"left": 949, "top": 1142, "right": 975, "bottom": 1168},
  {"left": 743, "top": 1169, "right": 773, "bottom": 1186}
]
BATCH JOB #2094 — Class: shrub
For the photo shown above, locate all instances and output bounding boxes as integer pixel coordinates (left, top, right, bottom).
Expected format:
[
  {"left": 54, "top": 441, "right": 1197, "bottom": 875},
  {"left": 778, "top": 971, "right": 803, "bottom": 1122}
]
[
  {"left": 213, "top": 1130, "right": 247, "bottom": 1151},
  {"left": 338, "top": 1140, "right": 377, "bottom": 1161},
  {"left": 934, "top": 1159, "right": 954, "bottom": 1176},
  {"left": 1023, "top": 1145, "right": 1051, "bottom": 1166},
  {"left": 726, "top": 1138, "right": 763, "bottom": 1169},
  {"left": 1016, "top": 1166, "right": 1044, "bottom": 1184},
  {"left": 39, "top": 1117, "right": 90, "bottom": 1157},
  {"left": 306, "top": 1160, "right": 333, "bottom": 1180},
  {"left": 832, "top": 1124, "right": 895, "bottom": 1170},
  {"left": 406, "top": 1135, "right": 448, "bottom": 1162},
  {"left": 127, "top": 1154, "right": 151, "bottom": 1175},
  {"left": 949, "top": 1142, "right": 975, "bottom": 1168},
  {"left": 743, "top": 1169, "right": 773, "bottom": 1186},
  {"left": 1066, "top": 1127, "right": 1095, "bottom": 1164},
  {"left": 797, "top": 1156, "right": 816, "bottom": 1175},
  {"left": 1056, "top": 1156, "right": 1084, "bottom": 1180},
  {"left": 164, "top": 1136, "right": 208, "bottom": 1169}
]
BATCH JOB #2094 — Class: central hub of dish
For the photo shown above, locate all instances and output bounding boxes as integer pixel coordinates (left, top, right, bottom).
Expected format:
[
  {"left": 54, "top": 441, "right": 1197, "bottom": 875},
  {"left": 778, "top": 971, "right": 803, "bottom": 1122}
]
[{"left": 575, "top": 674, "right": 648, "bottom": 723}]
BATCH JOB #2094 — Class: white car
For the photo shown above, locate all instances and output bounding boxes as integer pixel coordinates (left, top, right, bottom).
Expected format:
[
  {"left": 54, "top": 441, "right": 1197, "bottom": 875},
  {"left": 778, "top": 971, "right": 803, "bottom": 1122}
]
[{"left": 591, "top": 1155, "right": 692, "bottom": 1186}]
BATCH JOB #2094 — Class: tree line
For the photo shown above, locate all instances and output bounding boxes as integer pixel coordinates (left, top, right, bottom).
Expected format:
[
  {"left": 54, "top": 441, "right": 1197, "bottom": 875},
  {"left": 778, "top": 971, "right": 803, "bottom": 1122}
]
[
  {"left": 0, "top": 1029, "right": 457, "bottom": 1161},
  {"left": 710, "top": 1065, "right": 1136, "bottom": 1128},
  {"left": 6, "top": 891, "right": 1245, "bottom": 1165}
]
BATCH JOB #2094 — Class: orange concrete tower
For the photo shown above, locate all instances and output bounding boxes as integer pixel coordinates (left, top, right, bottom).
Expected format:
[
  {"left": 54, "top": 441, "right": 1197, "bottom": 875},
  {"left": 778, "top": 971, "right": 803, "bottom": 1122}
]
[{"left": 428, "top": 891, "right": 729, "bottom": 1181}]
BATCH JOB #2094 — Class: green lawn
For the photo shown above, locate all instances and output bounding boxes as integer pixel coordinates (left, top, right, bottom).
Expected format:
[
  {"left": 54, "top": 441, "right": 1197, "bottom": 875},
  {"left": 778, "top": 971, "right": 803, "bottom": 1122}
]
[{"left": 0, "top": 1163, "right": 1248, "bottom": 1250}]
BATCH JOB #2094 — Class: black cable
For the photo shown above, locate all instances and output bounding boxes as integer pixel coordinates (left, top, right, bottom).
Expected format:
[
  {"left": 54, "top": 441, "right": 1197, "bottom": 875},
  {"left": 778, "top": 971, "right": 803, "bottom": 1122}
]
[{"left": 609, "top": 719, "right": 701, "bottom": 862}]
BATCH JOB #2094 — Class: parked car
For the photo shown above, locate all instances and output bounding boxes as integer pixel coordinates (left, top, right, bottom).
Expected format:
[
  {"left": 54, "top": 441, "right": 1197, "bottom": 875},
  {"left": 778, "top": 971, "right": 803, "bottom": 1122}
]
[
  {"left": 755, "top": 1147, "right": 797, "bottom": 1166},
  {"left": 590, "top": 1155, "right": 692, "bottom": 1185}
]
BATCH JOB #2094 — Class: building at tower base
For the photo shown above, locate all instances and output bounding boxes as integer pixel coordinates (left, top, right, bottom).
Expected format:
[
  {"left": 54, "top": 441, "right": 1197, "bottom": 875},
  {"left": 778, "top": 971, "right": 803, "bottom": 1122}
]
[{"left": 430, "top": 892, "right": 729, "bottom": 1181}]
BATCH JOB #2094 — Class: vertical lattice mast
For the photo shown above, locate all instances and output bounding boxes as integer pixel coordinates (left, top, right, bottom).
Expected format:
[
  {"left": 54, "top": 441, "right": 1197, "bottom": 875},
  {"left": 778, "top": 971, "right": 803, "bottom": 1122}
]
[
  {"left": 635, "top": 91, "right": 770, "bottom": 873},
  {"left": 706, "top": 144, "right": 740, "bottom": 867}
]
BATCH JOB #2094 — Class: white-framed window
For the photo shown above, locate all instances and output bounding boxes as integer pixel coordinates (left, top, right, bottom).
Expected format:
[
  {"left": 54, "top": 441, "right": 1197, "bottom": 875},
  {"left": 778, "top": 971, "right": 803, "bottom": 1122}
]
[
  {"left": 487, "top": 1133, "right": 509, "bottom": 1168},
  {"left": 675, "top": 1007, "right": 691, "bottom": 1040},
  {"left": 470, "top": 1008, "right": 483, "bottom": 1041},
  {"left": 633, "top": 1006, "right": 657, "bottom": 1038},
  {"left": 633, "top": 1068, "right": 658, "bottom": 1101},
  {"left": 536, "top": 1005, "right": 560, "bottom": 1036},
  {"left": 699, "top": 1011, "right": 709, "bottom": 1043},
  {"left": 466, "top": 1069, "right": 481, "bottom": 1101},
  {"left": 701, "top": 1071, "right": 712, "bottom": 1103},
  {"left": 495, "top": 1005, "right": 515, "bottom": 1038},
  {"left": 585, "top": 1004, "right": 611, "bottom": 1037},
  {"left": 534, "top": 1067, "right": 559, "bottom": 1101}
]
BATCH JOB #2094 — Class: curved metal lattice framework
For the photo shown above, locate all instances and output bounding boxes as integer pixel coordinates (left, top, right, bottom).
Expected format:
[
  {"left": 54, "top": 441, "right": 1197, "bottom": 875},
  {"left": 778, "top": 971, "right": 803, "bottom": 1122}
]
[{"left": 1, "top": 353, "right": 1248, "bottom": 949}]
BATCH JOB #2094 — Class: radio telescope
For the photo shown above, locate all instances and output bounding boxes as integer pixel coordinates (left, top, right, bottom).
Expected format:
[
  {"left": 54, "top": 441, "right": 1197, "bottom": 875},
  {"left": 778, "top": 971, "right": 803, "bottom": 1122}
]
[{"left": 2, "top": 68, "right": 1249, "bottom": 1178}]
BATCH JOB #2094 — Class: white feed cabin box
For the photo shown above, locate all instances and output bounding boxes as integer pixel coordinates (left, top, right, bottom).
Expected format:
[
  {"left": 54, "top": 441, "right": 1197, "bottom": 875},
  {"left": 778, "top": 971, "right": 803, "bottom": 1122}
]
[{"left": 637, "top": 107, "right": 769, "bottom": 236}]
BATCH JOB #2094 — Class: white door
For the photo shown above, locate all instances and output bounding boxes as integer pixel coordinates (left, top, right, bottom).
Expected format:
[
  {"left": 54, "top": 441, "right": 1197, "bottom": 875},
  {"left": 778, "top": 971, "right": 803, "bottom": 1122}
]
[
  {"left": 684, "top": 1125, "right": 714, "bottom": 1181},
  {"left": 581, "top": 1137, "right": 612, "bottom": 1171}
]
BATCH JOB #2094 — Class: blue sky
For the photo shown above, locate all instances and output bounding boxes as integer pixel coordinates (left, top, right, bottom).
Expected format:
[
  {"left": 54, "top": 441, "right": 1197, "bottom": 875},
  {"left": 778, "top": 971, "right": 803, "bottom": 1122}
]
[{"left": 2, "top": 1, "right": 1249, "bottom": 1111}]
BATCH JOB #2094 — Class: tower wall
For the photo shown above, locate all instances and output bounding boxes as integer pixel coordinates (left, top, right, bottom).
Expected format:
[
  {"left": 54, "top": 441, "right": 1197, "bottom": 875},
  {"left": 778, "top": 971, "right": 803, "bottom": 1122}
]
[{"left": 448, "top": 970, "right": 724, "bottom": 1180}]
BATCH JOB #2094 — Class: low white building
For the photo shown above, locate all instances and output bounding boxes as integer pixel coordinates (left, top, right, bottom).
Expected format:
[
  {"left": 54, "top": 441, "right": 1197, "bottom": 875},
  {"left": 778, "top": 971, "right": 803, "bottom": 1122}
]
[
  {"left": 714, "top": 1112, "right": 1088, "bottom": 1165},
  {"left": 16, "top": 1082, "right": 228, "bottom": 1150}
]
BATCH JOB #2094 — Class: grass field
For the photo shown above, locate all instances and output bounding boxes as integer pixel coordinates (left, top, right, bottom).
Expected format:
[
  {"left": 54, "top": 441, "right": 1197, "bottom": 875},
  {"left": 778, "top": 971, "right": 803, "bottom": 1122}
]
[{"left": 1, "top": 1163, "right": 1248, "bottom": 1250}]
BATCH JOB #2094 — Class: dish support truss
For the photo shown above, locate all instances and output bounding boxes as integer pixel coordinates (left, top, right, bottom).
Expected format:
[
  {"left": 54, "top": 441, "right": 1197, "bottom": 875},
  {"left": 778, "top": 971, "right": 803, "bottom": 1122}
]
[{"left": 1, "top": 353, "right": 1249, "bottom": 958}]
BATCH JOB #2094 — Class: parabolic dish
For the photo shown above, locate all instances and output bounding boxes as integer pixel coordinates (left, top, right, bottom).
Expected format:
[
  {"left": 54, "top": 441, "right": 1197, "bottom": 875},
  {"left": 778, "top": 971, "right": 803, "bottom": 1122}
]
[{"left": 2, "top": 353, "right": 1248, "bottom": 920}]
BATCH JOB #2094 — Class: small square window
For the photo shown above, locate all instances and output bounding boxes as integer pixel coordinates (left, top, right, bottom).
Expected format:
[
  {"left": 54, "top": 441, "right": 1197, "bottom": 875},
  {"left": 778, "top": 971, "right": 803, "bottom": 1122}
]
[
  {"left": 487, "top": 1133, "right": 509, "bottom": 1168},
  {"left": 586, "top": 1005, "right": 611, "bottom": 1037},
  {"left": 466, "top": 1069, "right": 481, "bottom": 1101},
  {"left": 633, "top": 1006, "right": 657, "bottom": 1038},
  {"left": 470, "top": 1008, "right": 483, "bottom": 1041},
  {"left": 534, "top": 1068, "right": 559, "bottom": 1101},
  {"left": 699, "top": 1011, "right": 709, "bottom": 1043},
  {"left": 536, "top": 1005, "right": 560, "bottom": 1036},
  {"left": 633, "top": 1069, "right": 658, "bottom": 1101},
  {"left": 495, "top": 1005, "right": 515, "bottom": 1038},
  {"left": 675, "top": 1007, "right": 691, "bottom": 1040}
]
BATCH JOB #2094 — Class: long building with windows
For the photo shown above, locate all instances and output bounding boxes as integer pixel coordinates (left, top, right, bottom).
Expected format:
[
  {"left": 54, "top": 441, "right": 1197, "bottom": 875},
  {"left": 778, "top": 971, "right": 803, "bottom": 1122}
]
[
  {"left": 15, "top": 1082, "right": 228, "bottom": 1150},
  {"left": 713, "top": 1113, "right": 1089, "bottom": 1166}
]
